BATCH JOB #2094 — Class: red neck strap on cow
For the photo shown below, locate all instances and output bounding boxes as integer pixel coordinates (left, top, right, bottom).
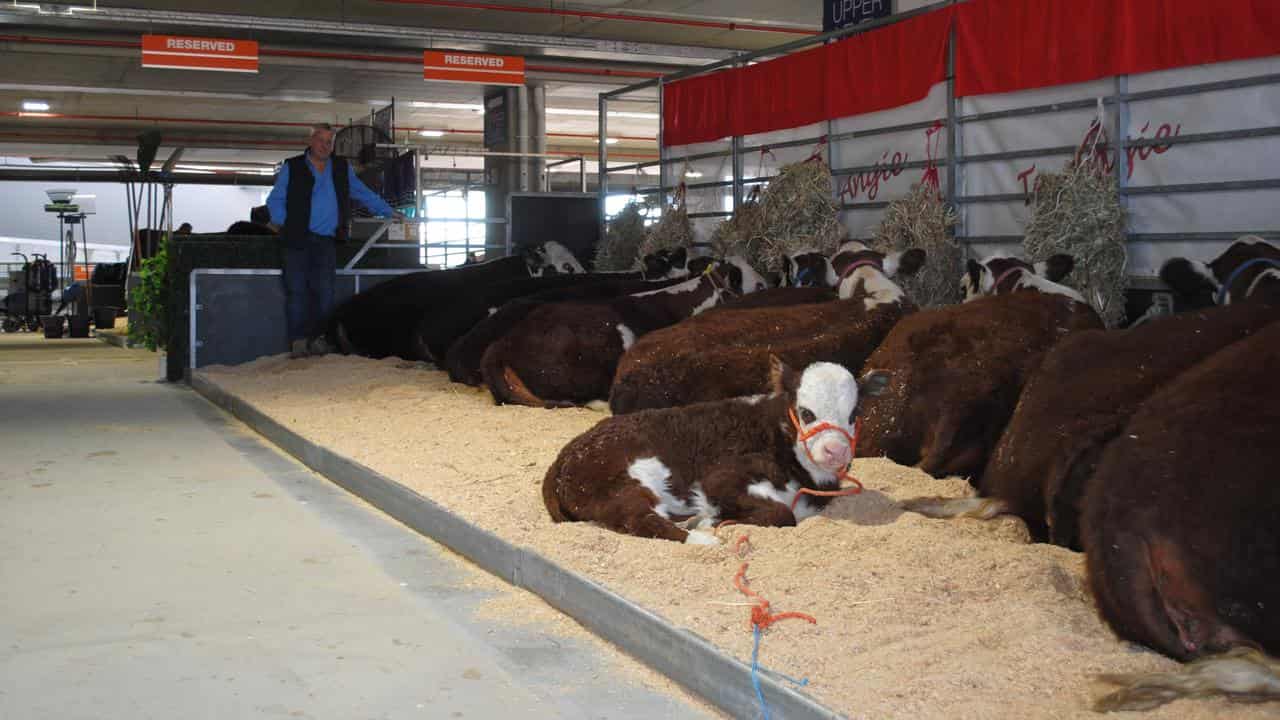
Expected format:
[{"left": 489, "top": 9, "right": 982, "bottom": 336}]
[
  {"left": 786, "top": 406, "right": 864, "bottom": 511},
  {"left": 990, "top": 266, "right": 1026, "bottom": 294},
  {"left": 839, "top": 258, "right": 881, "bottom": 282}
]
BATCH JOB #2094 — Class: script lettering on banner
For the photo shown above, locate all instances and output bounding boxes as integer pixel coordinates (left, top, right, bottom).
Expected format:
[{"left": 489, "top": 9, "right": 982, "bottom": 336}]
[
  {"left": 824, "top": 0, "right": 892, "bottom": 32},
  {"left": 141, "top": 34, "right": 259, "bottom": 73},
  {"left": 424, "top": 51, "right": 526, "bottom": 86}
]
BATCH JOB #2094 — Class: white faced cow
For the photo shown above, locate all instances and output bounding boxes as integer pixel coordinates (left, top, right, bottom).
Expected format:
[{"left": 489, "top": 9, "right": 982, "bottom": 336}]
[
  {"left": 544, "top": 358, "right": 888, "bottom": 543},
  {"left": 962, "top": 254, "right": 1082, "bottom": 303}
]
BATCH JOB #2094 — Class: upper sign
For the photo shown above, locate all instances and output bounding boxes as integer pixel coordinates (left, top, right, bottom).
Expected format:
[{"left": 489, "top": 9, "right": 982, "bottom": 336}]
[
  {"left": 424, "top": 51, "right": 525, "bottom": 86},
  {"left": 142, "top": 34, "right": 259, "bottom": 73},
  {"left": 824, "top": 0, "right": 892, "bottom": 32}
]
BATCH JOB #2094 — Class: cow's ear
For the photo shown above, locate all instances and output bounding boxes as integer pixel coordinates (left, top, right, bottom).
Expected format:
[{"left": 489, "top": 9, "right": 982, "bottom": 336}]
[
  {"left": 859, "top": 369, "right": 890, "bottom": 399},
  {"left": 965, "top": 259, "right": 984, "bottom": 294},
  {"left": 768, "top": 355, "right": 798, "bottom": 395},
  {"left": 1037, "top": 253, "right": 1075, "bottom": 282},
  {"left": 687, "top": 257, "right": 714, "bottom": 276},
  {"left": 668, "top": 247, "right": 688, "bottom": 268},
  {"left": 886, "top": 248, "right": 927, "bottom": 277}
]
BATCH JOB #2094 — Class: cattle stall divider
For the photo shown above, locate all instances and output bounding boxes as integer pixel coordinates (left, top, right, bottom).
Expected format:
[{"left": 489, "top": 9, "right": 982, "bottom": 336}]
[
  {"left": 599, "top": 0, "right": 1280, "bottom": 290},
  {"left": 191, "top": 372, "right": 845, "bottom": 720},
  {"left": 189, "top": 268, "right": 415, "bottom": 370}
]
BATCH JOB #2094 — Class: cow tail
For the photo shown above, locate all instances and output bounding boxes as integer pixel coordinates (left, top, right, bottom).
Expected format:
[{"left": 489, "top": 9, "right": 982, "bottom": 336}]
[
  {"left": 334, "top": 320, "right": 354, "bottom": 355},
  {"left": 542, "top": 454, "right": 572, "bottom": 523},
  {"left": 480, "top": 341, "right": 546, "bottom": 407}
]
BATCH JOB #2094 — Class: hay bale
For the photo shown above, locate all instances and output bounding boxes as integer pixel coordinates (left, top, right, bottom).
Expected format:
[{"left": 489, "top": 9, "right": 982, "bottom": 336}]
[
  {"left": 1023, "top": 159, "right": 1128, "bottom": 327},
  {"left": 872, "top": 182, "right": 960, "bottom": 307},
  {"left": 638, "top": 187, "right": 694, "bottom": 258},
  {"left": 751, "top": 158, "right": 843, "bottom": 272},
  {"left": 708, "top": 188, "right": 764, "bottom": 261},
  {"left": 595, "top": 201, "right": 648, "bottom": 271}
]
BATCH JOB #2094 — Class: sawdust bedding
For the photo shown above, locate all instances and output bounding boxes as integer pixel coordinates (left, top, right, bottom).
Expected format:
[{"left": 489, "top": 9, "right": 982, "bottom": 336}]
[{"left": 202, "top": 354, "right": 1274, "bottom": 720}]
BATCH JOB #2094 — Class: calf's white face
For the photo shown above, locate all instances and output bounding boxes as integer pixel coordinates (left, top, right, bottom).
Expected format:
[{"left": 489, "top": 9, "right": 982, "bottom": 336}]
[
  {"left": 790, "top": 362, "right": 860, "bottom": 478},
  {"left": 544, "top": 241, "right": 585, "bottom": 274}
]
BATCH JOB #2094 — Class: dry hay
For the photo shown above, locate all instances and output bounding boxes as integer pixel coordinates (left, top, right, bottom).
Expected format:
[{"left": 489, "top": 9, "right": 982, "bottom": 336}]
[
  {"left": 707, "top": 187, "right": 764, "bottom": 262},
  {"left": 873, "top": 182, "right": 961, "bottom": 307},
  {"left": 753, "top": 158, "right": 844, "bottom": 273},
  {"left": 638, "top": 186, "right": 695, "bottom": 258},
  {"left": 595, "top": 200, "right": 648, "bottom": 271},
  {"left": 1024, "top": 158, "right": 1128, "bottom": 327}
]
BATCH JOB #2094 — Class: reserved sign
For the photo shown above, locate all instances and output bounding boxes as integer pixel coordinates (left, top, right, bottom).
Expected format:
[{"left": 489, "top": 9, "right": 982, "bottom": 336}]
[
  {"left": 141, "top": 34, "right": 259, "bottom": 73},
  {"left": 423, "top": 51, "right": 525, "bottom": 85}
]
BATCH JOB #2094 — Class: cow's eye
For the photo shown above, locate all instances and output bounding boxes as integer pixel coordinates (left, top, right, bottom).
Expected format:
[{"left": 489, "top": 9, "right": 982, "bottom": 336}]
[
  {"left": 799, "top": 407, "right": 816, "bottom": 424},
  {"left": 562, "top": 263, "right": 574, "bottom": 273}
]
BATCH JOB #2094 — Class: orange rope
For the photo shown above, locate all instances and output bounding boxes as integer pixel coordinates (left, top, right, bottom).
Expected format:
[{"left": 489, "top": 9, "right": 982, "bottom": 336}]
[
  {"left": 733, "top": 562, "right": 816, "bottom": 631},
  {"left": 786, "top": 412, "right": 865, "bottom": 511}
]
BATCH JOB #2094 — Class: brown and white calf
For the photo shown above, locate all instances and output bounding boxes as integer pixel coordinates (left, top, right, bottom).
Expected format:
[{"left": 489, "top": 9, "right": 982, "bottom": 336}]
[
  {"left": 608, "top": 243, "right": 924, "bottom": 414},
  {"left": 856, "top": 290, "right": 1102, "bottom": 482},
  {"left": 544, "top": 358, "right": 889, "bottom": 543},
  {"left": 903, "top": 299, "right": 1280, "bottom": 548},
  {"left": 1160, "top": 235, "right": 1280, "bottom": 308},
  {"left": 481, "top": 257, "right": 767, "bottom": 408},
  {"left": 1080, "top": 321, "right": 1280, "bottom": 711},
  {"left": 961, "top": 253, "right": 1082, "bottom": 302}
]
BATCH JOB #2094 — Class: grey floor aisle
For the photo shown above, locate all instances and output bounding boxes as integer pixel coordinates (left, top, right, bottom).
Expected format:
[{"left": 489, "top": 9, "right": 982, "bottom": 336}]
[{"left": 0, "top": 335, "right": 717, "bottom": 720}]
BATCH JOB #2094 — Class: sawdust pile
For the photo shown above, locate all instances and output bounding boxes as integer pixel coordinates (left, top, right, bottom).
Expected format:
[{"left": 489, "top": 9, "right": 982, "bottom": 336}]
[{"left": 201, "top": 355, "right": 1271, "bottom": 720}]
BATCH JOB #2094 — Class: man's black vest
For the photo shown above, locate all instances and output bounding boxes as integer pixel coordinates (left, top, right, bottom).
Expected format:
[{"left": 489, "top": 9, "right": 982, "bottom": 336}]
[{"left": 283, "top": 153, "right": 351, "bottom": 245}]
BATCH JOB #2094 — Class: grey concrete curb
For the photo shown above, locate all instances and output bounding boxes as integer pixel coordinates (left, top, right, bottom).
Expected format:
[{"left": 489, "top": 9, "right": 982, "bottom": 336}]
[{"left": 191, "top": 373, "right": 847, "bottom": 720}]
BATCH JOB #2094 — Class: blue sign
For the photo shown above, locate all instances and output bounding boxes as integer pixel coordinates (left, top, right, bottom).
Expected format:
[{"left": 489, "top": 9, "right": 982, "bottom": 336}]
[{"left": 824, "top": 0, "right": 892, "bottom": 32}]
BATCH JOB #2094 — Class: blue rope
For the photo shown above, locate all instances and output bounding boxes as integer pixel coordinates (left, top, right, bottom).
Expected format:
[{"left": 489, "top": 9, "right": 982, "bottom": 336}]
[
  {"left": 751, "top": 625, "right": 771, "bottom": 720},
  {"left": 1215, "top": 257, "right": 1280, "bottom": 305},
  {"left": 751, "top": 625, "right": 811, "bottom": 720}
]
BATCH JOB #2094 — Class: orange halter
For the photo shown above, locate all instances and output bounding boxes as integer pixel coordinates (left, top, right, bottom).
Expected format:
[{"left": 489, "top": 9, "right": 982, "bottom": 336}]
[{"left": 787, "top": 406, "right": 864, "bottom": 511}]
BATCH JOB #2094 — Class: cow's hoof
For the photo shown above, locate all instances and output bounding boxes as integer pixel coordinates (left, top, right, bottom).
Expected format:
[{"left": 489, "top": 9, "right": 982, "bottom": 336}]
[
  {"left": 680, "top": 515, "right": 715, "bottom": 531},
  {"left": 684, "top": 530, "right": 720, "bottom": 546}
]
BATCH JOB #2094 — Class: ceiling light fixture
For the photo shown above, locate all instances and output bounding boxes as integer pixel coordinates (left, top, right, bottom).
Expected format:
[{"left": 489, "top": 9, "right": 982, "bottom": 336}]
[
  {"left": 545, "top": 108, "right": 659, "bottom": 120},
  {"left": 419, "top": 130, "right": 446, "bottom": 137},
  {"left": 22, "top": 100, "right": 50, "bottom": 112},
  {"left": 410, "top": 101, "right": 484, "bottom": 113},
  {"left": 605, "top": 138, "right": 619, "bottom": 145},
  {"left": 685, "top": 171, "right": 704, "bottom": 178}
]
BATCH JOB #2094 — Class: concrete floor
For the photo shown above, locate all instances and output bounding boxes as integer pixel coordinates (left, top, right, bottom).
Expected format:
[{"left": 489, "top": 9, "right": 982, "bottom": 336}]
[{"left": 0, "top": 333, "right": 717, "bottom": 720}]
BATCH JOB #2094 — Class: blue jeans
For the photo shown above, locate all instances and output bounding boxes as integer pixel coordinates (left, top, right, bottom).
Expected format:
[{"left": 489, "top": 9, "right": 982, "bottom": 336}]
[{"left": 282, "top": 234, "right": 337, "bottom": 342}]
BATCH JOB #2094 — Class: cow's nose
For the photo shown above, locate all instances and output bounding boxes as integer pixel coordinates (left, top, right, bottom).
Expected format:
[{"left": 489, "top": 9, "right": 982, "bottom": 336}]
[{"left": 821, "top": 443, "right": 851, "bottom": 468}]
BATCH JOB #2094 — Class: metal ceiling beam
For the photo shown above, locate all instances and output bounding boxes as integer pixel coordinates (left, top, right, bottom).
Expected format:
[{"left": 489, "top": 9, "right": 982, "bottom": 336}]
[
  {"left": 0, "top": 167, "right": 275, "bottom": 185},
  {"left": 0, "top": 5, "right": 735, "bottom": 65}
]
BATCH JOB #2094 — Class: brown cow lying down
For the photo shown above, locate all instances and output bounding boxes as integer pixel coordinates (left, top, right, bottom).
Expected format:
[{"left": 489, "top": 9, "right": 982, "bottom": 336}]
[
  {"left": 481, "top": 258, "right": 768, "bottom": 408},
  {"left": 902, "top": 299, "right": 1280, "bottom": 548},
  {"left": 544, "top": 358, "right": 889, "bottom": 543},
  {"left": 1160, "top": 235, "right": 1280, "bottom": 309},
  {"left": 442, "top": 276, "right": 685, "bottom": 386},
  {"left": 609, "top": 243, "right": 924, "bottom": 415},
  {"left": 1081, "top": 321, "right": 1280, "bottom": 712},
  {"left": 856, "top": 289, "right": 1102, "bottom": 482}
]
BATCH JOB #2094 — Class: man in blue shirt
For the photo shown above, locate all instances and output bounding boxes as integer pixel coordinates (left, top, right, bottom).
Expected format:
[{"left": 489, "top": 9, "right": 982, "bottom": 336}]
[{"left": 266, "top": 123, "right": 401, "bottom": 357}]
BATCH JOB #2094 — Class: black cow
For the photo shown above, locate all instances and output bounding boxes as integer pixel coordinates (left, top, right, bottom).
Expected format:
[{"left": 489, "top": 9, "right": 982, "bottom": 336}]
[{"left": 325, "top": 241, "right": 585, "bottom": 360}]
